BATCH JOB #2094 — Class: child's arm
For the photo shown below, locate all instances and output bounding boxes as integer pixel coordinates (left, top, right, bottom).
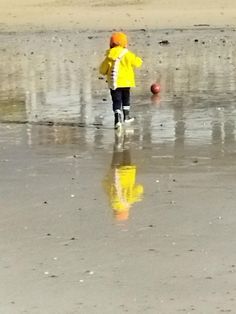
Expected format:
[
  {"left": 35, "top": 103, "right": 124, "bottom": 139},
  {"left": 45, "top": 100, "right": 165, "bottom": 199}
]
[
  {"left": 99, "top": 57, "right": 109, "bottom": 75},
  {"left": 130, "top": 52, "right": 143, "bottom": 68}
]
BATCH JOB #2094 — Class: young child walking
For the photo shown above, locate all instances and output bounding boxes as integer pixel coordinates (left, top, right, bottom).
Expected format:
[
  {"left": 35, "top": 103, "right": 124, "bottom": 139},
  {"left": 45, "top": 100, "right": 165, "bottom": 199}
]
[{"left": 99, "top": 32, "right": 143, "bottom": 129}]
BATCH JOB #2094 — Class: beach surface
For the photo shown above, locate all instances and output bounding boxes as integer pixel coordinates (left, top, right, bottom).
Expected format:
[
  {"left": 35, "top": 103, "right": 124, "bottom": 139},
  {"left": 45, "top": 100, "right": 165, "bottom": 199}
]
[
  {"left": 1, "top": 0, "right": 236, "bottom": 31},
  {"left": 0, "top": 2, "right": 236, "bottom": 314}
]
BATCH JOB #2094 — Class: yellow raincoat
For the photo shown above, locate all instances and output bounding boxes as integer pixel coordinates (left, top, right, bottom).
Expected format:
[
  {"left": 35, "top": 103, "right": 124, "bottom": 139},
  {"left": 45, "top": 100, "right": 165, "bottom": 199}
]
[
  {"left": 103, "top": 165, "right": 143, "bottom": 220},
  {"left": 99, "top": 46, "right": 142, "bottom": 90}
]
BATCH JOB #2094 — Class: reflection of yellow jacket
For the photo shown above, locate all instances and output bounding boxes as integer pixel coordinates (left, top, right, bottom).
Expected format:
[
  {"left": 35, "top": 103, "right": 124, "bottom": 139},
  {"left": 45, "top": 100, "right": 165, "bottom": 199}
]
[
  {"left": 99, "top": 46, "right": 142, "bottom": 90},
  {"left": 104, "top": 165, "right": 143, "bottom": 217}
]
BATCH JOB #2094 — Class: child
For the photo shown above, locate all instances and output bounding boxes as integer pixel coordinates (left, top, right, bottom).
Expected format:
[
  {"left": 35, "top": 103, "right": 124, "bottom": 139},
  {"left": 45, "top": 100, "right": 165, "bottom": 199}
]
[
  {"left": 99, "top": 32, "right": 143, "bottom": 129},
  {"left": 103, "top": 132, "right": 144, "bottom": 221}
]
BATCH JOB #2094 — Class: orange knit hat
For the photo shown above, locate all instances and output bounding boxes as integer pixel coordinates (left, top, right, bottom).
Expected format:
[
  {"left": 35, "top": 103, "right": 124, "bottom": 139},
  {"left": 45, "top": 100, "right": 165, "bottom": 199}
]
[{"left": 110, "top": 32, "right": 128, "bottom": 48}]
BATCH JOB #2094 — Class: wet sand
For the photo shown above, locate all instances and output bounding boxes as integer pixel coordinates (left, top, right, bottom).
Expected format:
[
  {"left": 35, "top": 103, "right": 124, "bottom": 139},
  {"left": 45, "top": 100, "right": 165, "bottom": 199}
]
[
  {"left": 1, "top": 120, "right": 236, "bottom": 314},
  {"left": 0, "top": 12, "right": 236, "bottom": 314}
]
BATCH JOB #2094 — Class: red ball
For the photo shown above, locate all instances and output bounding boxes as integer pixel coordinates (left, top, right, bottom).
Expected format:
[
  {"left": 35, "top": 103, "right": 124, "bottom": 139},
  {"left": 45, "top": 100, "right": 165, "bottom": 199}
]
[{"left": 150, "top": 83, "right": 161, "bottom": 94}]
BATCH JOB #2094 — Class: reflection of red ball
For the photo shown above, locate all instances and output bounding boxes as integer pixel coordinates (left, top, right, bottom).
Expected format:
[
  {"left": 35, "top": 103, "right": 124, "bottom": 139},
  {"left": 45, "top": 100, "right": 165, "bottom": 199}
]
[
  {"left": 150, "top": 83, "right": 161, "bottom": 94},
  {"left": 151, "top": 94, "right": 161, "bottom": 106}
]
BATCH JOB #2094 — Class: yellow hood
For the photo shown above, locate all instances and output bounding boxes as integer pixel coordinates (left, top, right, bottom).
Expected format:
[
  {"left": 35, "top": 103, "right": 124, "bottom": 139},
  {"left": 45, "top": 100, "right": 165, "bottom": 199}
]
[
  {"left": 106, "top": 46, "right": 125, "bottom": 60},
  {"left": 99, "top": 47, "right": 142, "bottom": 89}
]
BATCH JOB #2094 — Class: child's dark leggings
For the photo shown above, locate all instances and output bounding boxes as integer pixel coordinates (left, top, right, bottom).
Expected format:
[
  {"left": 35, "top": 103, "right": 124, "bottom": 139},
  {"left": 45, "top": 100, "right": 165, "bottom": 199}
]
[{"left": 110, "top": 88, "right": 130, "bottom": 113}]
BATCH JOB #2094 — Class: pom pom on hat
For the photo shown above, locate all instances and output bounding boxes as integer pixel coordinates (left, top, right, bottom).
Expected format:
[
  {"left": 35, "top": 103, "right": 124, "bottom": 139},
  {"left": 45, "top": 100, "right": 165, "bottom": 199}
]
[{"left": 110, "top": 32, "right": 128, "bottom": 48}]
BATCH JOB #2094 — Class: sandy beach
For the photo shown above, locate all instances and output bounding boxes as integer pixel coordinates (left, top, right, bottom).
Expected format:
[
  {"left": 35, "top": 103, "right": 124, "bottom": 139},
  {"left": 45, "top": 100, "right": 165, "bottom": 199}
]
[
  {"left": 1, "top": 0, "right": 236, "bottom": 31},
  {"left": 0, "top": 1, "right": 236, "bottom": 314}
]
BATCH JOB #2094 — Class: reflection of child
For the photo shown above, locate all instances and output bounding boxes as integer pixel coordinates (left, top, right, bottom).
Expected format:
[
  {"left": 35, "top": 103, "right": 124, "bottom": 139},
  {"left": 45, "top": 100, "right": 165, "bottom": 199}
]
[
  {"left": 103, "top": 134, "right": 143, "bottom": 221},
  {"left": 99, "top": 32, "right": 143, "bottom": 129}
]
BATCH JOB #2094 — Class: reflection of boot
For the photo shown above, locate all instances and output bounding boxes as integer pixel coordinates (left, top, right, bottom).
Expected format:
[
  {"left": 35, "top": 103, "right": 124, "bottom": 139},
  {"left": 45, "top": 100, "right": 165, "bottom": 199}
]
[
  {"left": 123, "top": 130, "right": 133, "bottom": 149},
  {"left": 114, "top": 110, "right": 122, "bottom": 129},
  {"left": 114, "top": 131, "right": 124, "bottom": 152},
  {"left": 123, "top": 110, "right": 134, "bottom": 124},
  {"left": 123, "top": 133, "right": 130, "bottom": 147}
]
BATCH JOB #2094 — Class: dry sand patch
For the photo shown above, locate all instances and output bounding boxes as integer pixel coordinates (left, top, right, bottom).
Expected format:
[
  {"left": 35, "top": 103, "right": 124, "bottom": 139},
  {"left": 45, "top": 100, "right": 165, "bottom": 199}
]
[{"left": 0, "top": 0, "right": 236, "bottom": 31}]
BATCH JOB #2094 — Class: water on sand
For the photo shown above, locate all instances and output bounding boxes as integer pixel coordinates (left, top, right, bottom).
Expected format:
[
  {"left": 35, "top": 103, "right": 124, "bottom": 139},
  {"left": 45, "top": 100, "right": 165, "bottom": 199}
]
[
  {"left": 0, "top": 29, "right": 236, "bottom": 154},
  {"left": 0, "top": 29, "right": 236, "bottom": 313}
]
